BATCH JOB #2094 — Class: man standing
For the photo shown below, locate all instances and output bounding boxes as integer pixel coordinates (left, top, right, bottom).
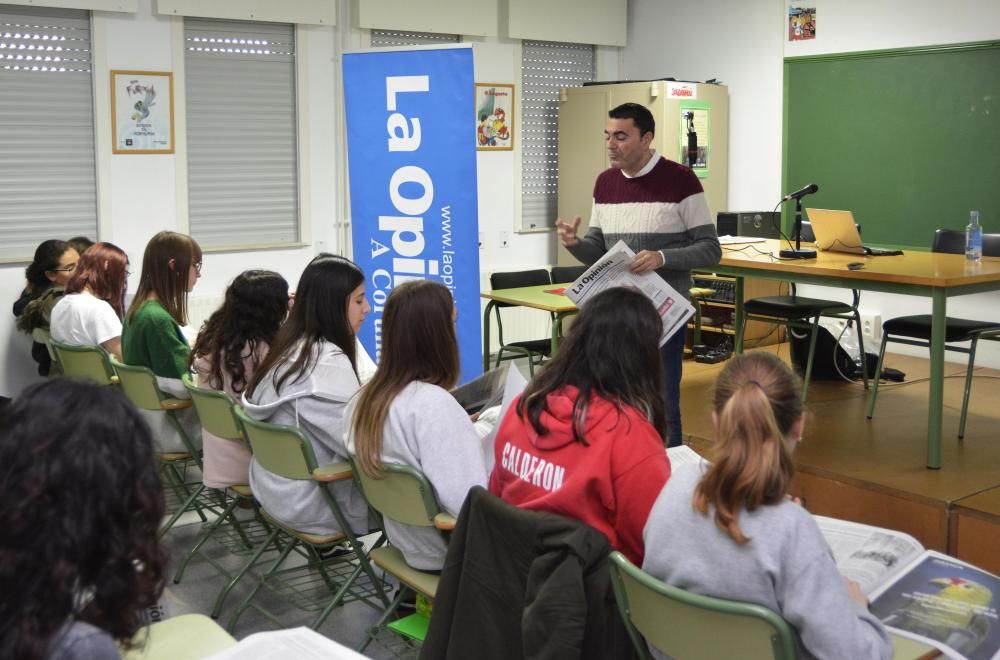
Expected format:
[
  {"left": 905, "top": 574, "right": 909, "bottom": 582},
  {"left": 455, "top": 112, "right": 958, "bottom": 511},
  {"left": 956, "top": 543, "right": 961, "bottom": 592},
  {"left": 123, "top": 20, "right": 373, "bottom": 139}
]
[{"left": 556, "top": 102, "right": 721, "bottom": 447}]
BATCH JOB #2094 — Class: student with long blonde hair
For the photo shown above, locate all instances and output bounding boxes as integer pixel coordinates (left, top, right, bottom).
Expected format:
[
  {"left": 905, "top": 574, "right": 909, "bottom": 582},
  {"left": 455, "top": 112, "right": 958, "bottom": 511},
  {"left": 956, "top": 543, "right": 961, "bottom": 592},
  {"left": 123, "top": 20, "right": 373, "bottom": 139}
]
[
  {"left": 122, "top": 231, "right": 203, "bottom": 452},
  {"left": 346, "top": 280, "right": 488, "bottom": 571},
  {"left": 642, "top": 352, "right": 891, "bottom": 659}
]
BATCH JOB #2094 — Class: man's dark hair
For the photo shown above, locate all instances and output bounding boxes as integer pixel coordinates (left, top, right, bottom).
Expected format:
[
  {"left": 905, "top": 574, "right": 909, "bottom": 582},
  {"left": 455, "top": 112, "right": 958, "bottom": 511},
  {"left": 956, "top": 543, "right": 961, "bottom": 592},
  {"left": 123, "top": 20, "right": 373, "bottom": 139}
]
[{"left": 609, "top": 102, "right": 655, "bottom": 137}]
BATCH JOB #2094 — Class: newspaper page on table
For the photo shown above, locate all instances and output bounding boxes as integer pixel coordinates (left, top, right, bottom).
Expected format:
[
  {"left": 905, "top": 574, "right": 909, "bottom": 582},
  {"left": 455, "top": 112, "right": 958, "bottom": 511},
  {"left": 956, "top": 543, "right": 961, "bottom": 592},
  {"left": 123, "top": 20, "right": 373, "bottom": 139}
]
[
  {"left": 814, "top": 515, "right": 925, "bottom": 596},
  {"left": 868, "top": 550, "right": 1000, "bottom": 660},
  {"left": 456, "top": 364, "right": 527, "bottom": 472},
  {"left": 565, "top": 240, "right": 694, "bottom": 346}
]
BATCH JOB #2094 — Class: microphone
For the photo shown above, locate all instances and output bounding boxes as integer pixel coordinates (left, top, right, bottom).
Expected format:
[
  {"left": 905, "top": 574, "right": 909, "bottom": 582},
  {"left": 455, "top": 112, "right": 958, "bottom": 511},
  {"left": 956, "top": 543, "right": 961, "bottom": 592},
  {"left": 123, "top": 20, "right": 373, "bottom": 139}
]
[{"left": 782, "top": 183, "right": 819, "bottom": 201}]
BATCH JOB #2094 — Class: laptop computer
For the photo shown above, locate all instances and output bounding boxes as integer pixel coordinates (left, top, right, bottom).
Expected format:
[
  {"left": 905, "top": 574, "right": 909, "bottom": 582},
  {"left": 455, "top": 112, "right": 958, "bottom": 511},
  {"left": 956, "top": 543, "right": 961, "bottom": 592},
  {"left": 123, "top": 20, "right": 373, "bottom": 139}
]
[{"left": 805, "top": 209, "right": 903, "bottom": 256}]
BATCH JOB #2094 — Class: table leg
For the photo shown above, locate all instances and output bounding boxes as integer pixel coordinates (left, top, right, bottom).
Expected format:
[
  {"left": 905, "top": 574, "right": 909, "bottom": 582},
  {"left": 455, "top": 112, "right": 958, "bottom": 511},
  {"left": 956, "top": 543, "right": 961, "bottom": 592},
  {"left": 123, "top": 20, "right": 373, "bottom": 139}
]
[
  {"left": 734, "top": 276, "right": 746, "bottom": 353},
  {"left": 551, "top": 311, "right": 576, "bottom": 353},
  {"left": 927, "top": 289, "right": 945, "bottom": 469},
  {"left": 483, "top": 301, "right": 495, "bottom": 372}
]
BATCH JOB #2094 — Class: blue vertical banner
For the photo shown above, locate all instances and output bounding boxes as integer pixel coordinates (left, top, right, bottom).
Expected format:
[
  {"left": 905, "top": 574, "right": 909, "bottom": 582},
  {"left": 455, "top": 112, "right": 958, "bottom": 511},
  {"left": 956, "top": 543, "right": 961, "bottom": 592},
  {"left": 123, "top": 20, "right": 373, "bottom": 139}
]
[{"left": 342, "top": 46, "right": 482, "bottom": 383}]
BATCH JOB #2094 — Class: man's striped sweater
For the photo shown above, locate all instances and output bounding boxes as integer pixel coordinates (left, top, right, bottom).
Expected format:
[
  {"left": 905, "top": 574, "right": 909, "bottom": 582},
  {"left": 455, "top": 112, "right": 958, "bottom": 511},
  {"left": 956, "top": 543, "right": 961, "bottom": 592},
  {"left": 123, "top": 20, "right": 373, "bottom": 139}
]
[{"left": 566, "top": 152, "right": 721, "bottom": 297}]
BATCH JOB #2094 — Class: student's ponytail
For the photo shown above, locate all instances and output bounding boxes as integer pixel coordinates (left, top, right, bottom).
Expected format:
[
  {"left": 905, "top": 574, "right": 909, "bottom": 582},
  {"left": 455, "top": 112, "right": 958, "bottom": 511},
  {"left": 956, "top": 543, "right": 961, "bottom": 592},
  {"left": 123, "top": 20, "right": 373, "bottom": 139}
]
[{"left": 693, "top": 353, "right": 803, "bottom": 544}]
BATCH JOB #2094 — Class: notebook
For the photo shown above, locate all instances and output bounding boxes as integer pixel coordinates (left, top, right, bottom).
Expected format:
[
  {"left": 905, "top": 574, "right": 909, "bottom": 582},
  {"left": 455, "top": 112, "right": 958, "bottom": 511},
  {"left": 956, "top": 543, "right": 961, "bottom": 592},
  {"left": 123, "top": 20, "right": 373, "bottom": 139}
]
[{"left": 805, "top": 209, "right": 904, "bottom": 256}]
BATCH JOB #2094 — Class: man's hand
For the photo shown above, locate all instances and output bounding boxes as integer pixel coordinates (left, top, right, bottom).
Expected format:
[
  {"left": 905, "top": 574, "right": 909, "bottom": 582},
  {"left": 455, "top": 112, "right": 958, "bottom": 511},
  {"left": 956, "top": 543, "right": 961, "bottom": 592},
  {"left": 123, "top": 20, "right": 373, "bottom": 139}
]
[
  {"left": 629, "top": 250, "right": 665, "bottom": 274},
  {"left": 555, "top": 216, "right": 581, "bottom": 247}
]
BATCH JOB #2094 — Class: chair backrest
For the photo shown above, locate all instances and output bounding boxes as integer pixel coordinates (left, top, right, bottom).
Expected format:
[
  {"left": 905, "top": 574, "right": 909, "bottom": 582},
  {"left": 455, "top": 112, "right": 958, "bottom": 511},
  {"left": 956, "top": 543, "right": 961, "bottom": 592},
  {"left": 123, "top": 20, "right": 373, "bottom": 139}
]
[
  {"left": 350, "top": 461, "right": 442, "bottom": 527},
  {"left": 182, "top": 373, "right": 243, "bottom": 441},
  {"left": 233, "top": 406, "right": 316, "bottom": 480},
  {"left": 550, "top": 265, "right": 586, "bottom": 284},
  {"left": 933, "top": 228, "right": 1000, "bottom": 257},
  {"left": 32, "top": 327, "right": 59, "bottom": 365},
  {"left": 608, "top": 551, "right": 798, "bottom": 660},
  {"left": 51, "top": 339, "right": 116, "bottom": 385},
  {"left": 490, "top": 269, "right": 551, "bottom": 310},
  {"left": 110, "top": 358, "right": 168, "bottom": 410}
]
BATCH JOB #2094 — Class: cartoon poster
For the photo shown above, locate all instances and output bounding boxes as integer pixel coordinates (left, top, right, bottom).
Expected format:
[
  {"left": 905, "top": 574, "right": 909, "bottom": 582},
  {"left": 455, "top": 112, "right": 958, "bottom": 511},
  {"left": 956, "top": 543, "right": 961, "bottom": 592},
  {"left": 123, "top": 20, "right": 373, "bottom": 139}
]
[
  {"left": 111, "top": 70, "right": 174, "bottom": 154},
  {"left": 475, "top": 83, "right": 514, "bottom": 151},
  {"left": 788, "top": 6, "right": 816, "bottom": 41}
]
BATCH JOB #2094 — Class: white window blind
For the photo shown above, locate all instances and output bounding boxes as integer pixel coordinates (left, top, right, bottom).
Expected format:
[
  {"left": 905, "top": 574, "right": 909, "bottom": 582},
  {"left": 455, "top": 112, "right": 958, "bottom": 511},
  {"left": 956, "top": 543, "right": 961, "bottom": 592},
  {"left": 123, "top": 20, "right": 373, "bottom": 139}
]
[
  {"left": 521, "top": 40, "right": 594, "bottom": 231},
  {"left": 185, "top": 18, "right": 298, "bottom": 248},
  {"left": 370, "top": 29, "right": 459, "bottom": 48},
  {"left": 0, "top": 5, "right": 96, "bottom": 260}
]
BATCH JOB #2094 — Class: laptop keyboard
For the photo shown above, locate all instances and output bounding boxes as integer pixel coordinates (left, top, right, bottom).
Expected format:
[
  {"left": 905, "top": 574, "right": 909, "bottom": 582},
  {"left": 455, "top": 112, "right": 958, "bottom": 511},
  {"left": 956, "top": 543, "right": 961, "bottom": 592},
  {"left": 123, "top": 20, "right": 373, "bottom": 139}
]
[{"left": 864, "top": 246, "right": 904, "bottom": 256}]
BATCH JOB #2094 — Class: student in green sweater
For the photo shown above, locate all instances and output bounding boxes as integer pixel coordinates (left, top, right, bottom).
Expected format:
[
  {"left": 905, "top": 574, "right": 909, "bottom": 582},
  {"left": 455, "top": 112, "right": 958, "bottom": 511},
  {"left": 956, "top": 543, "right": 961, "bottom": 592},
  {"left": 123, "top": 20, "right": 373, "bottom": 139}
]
[{"left": 122, "top": 231, "right": 203, "bottom": 452}]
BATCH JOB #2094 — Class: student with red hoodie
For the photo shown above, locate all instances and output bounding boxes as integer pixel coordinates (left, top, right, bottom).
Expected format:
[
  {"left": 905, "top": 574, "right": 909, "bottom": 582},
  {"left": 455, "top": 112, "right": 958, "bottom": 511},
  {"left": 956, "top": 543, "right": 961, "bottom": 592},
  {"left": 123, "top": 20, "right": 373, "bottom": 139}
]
[{"left": 489, "top": 286, "right": 671, "bottom": 565}]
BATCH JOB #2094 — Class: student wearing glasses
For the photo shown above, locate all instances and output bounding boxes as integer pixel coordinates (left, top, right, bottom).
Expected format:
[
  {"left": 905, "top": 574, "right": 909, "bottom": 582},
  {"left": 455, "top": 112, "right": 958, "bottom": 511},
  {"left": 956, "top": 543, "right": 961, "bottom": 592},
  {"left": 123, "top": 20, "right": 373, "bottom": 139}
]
[
  {"left": 12, "top": 239, "right": 81, "bottom": 376},
  {"left": 122, "top": 231, "right": 203, "bottom": 452}
]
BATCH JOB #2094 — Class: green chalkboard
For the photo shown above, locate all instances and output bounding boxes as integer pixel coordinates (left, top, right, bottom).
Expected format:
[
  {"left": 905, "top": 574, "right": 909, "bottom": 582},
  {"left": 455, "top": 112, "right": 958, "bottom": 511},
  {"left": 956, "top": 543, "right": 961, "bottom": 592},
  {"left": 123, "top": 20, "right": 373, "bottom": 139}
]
[{"left": 782, "top": 42, "right": 1000, "bottom": 249}]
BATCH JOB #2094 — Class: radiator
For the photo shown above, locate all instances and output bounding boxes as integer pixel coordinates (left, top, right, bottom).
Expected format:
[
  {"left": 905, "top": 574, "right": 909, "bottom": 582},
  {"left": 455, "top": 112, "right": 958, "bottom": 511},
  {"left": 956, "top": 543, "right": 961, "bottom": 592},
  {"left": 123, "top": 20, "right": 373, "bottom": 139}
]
[{"left": 186, "top": 295, "right": 225, "bottom": 334}]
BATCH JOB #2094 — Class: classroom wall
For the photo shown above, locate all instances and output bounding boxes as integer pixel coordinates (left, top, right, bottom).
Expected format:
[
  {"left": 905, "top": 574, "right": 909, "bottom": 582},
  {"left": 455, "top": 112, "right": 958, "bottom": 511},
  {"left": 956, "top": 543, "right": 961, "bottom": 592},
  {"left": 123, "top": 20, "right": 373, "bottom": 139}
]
[
  {"left": 0, "top": 0, "right": 621, "bottom": 397},
  {"left": 623, "top": 0, "right": 1000, "bottom": 367}
]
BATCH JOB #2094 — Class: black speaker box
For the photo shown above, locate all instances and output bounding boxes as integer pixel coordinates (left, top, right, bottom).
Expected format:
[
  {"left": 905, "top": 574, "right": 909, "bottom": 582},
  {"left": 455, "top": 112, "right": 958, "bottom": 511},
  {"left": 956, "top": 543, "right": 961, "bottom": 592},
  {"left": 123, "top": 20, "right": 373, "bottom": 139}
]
[{"left": 716, "top": 211, "right": 781, "bottom": 239}]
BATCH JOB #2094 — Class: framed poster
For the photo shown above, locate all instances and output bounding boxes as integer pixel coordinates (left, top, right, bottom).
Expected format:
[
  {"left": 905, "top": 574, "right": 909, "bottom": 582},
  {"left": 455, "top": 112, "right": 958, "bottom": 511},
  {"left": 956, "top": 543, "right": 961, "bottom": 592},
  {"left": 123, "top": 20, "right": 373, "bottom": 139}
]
[
  {"left": 111, "top": 70, "right": 174, "bottom": 154},
  {"left": 475, "top": 83, "right": 514, "bottom": 151}
]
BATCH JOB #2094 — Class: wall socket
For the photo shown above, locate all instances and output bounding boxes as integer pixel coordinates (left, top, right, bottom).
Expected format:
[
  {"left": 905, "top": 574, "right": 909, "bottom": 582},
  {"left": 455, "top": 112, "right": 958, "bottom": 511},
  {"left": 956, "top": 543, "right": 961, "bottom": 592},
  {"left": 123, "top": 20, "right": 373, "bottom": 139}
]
[
  {"left": 860, "top": 313, "right": 882, "bottom": 344},
  {"left": 499, "top": 231, "right": 509, "bottom": 248}
]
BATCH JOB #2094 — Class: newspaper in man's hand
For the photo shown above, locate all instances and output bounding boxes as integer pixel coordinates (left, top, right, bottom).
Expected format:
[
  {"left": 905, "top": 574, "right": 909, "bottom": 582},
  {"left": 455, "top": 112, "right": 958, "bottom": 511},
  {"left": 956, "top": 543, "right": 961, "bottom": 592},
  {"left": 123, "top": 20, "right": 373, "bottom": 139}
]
[{"left": 565, "top": 241, "right": 695, "bottom": 346}]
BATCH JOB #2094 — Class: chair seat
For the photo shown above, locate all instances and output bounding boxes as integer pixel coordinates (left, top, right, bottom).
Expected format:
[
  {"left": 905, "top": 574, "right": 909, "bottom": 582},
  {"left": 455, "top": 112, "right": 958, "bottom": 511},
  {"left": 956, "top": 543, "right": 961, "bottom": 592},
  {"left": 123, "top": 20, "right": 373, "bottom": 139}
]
[
  {"left": 744, "top": 295, "right": 853, "bottom": 319},
  {"left": 259, "top": 508, "right": 346, "bottom": 546},
  {"left": 504, "top": 338, "right": 553, "bottom": 355},
  {"left": 883, "top": 315, "right": 1000, "bottom": 342},
  {"left": 371, "top": 546, "right": 439, "bottom": 599},
  {"left": 231, "top": 484, "right": 253, "bottom": 498}
]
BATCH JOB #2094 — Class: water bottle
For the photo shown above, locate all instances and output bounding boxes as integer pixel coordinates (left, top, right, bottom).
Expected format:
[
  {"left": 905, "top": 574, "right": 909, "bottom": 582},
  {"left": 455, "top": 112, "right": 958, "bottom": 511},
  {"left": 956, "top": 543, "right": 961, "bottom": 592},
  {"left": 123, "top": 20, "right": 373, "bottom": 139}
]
[{"left": 966, "top": 211, "right": 982, "bottom": 262}]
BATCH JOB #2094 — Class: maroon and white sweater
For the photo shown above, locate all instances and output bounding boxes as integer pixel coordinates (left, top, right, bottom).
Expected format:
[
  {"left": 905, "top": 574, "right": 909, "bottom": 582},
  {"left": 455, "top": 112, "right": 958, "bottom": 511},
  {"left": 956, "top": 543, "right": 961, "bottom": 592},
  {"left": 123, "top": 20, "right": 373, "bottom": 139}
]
[{"left": 566, "top": 152, "right": 721, "bottom": 297}]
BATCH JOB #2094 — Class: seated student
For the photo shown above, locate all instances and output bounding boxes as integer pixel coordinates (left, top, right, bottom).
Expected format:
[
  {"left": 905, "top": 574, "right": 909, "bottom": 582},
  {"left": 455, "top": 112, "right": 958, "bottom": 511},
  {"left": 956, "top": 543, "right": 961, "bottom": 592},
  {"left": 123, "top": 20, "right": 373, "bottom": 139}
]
[
  {"left": 0, "top": 379, "right": 166, "bottom": 660},
  {"left": 50, "top": 242, "right": 130, "bottom": 360},
  {"left": 13, "top": 239, "right": 80, "bottom": 376},
  {"left": 346, "top": 280, "right": 489, "bottom": 571},
  {"left": 489, "top": 287, "right": 671, "bottom": 566},
  {"left": 190, "top": 270, "right": 289, "bottom": 489},
  {"left": 243, "top": 254, "right": 370, "bottom": 536},
  {"left": 67, "top": 236, "right": 95, "bottom": 256},
  {"left": 122, "top": 231, "right": 202, "bottom": 452},
  {"left": 642, "top": 352, "right": 892, "bottom": 660}
]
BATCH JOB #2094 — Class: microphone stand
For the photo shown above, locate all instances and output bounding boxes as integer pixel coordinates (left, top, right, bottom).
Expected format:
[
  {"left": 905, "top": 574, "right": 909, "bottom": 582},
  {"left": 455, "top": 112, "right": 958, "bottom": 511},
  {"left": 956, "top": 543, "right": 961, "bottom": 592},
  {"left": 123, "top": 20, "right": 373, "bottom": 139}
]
[{"left": 779, "top": 197, "right": 817, "bottom": 259}]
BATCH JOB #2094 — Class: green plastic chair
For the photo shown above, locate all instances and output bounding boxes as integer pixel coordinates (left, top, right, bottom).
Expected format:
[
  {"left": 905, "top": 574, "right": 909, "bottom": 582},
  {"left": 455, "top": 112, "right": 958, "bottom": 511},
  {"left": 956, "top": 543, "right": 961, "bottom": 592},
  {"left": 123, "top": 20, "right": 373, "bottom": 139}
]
[
  {"left": 110, "top": 357, "right": 209, "bottom": 535},
  {"left": 350, "top": 460, "right": 456, "bottom": 652},
  {"left": 49, "top": 338, "right": 117, "bottom": 385},
  {"left": 608, "top": 551, "right": 799, "bottom": 660},
  {"left": 227, "top": 406, "right": 391, "bottom": 633},
  {"left": 173, "top": 374, "right": 274, "bottom": 618}
]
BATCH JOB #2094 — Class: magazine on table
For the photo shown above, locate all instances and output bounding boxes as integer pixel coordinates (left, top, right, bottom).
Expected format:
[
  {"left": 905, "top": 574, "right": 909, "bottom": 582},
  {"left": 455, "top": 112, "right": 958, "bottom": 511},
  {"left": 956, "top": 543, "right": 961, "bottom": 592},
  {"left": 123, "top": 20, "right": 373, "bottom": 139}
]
[
  {"left": 207, "top": 626, "right": 367, "bottom": 659},
  {"left": 564, "top": 240, "right": 694, "bottom": 346},
  {"left": 816, "top": 517, "right": 1000, "bottom": 660}
]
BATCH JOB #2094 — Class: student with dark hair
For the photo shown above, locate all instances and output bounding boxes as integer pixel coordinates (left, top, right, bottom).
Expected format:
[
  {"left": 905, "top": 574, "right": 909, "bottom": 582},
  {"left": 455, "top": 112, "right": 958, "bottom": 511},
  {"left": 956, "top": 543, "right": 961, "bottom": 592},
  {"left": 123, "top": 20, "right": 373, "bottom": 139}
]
[
  {"left": 122, "top": 231, "right": 203, "bottom": 452},
  {"left": 489, "top": 286, "right": 671, "bottom": 565},
  {"left": 67, "top": 236, "right": 95, "bottom": 256},
  {"left": 642, "top": 352, "right": 891, "bottom": 659},
  {"left": 346, "top": 279, "right": 489, "bottom": 571},
  {"left": 243, "top": 254, "right": 371, "bottom": 536},
  {"left": 13, "top": 239, "right": 80, "bottom": 375},
  {"left": 50, "top": 242, "right": 130, "bottom": 360},
  {"left": 190, "top": 269, "right": 289, "bottom": 488},
  {"left": 0, "top": 379, "right": 167, "bottom": 660}
]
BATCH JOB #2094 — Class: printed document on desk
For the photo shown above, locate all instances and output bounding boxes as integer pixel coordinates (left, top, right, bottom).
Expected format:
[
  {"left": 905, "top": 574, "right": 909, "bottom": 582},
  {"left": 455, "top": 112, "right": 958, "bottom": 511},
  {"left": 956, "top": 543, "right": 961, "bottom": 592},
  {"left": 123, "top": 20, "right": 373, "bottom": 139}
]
[{"left": 565, "top": 241, "right": 694, "bottom": 346}]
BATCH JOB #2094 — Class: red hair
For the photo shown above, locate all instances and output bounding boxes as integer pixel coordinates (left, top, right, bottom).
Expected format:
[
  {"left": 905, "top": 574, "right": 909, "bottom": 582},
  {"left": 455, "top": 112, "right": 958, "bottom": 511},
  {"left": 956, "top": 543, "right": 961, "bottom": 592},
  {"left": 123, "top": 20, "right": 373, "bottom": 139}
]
[{"left": 65, "top": 242, "right": 129, "bottom": 319}]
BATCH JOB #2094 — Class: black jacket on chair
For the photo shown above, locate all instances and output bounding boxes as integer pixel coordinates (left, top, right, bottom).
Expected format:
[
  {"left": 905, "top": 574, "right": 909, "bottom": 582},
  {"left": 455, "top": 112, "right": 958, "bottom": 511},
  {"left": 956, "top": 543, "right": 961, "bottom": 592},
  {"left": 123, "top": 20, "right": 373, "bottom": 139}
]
[{"left": 420, "top": 486, "right": 631, "bottom": 660}]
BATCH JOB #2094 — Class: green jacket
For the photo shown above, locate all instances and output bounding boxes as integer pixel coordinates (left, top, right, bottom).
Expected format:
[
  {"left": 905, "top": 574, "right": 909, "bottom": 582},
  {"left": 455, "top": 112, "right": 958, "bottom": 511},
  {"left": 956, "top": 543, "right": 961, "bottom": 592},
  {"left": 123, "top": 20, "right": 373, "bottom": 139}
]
[{"left": 122, "top": 300, "right": 190, "bottom": 379}]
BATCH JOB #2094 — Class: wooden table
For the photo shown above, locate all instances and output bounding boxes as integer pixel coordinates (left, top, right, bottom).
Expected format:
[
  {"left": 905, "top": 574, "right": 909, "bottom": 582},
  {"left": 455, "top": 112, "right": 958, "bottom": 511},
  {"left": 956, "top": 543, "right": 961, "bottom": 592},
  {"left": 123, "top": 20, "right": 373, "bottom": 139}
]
[
  {"left": 713, "top": 239, "right": 1000, "bottom": 469},
  {"left": 481, "top": 284, "right": 578, "bottom": 372}
]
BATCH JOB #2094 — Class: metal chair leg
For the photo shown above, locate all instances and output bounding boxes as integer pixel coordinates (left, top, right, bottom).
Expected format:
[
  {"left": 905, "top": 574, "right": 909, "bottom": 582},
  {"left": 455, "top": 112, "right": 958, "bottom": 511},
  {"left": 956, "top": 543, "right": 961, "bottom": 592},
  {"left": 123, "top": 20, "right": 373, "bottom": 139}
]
[
  {"left": 851, "top": 310, "right": 869, "bottom": 390},
  {"left": 958, "top": 336, "right": 979, "bottom": 439},
  {"left": 211, "top": 524, "right": 280, "bottom": 619},
  {"left": 173, "top": 494, "right": 240, "bottom": 583},
  {"left": 800, "top": 317, "right": 822, "bottom": 402},
  {"left": 866, "top": 333, "right": 890, "bottom": 419}
]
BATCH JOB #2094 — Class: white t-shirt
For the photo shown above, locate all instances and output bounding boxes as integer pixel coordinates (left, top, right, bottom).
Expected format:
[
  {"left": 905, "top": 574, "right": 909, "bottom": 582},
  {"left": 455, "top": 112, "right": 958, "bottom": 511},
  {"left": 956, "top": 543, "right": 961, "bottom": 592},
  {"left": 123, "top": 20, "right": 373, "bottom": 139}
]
[{"left": 50, "top": 291, "right": 123, "bottom": 347}]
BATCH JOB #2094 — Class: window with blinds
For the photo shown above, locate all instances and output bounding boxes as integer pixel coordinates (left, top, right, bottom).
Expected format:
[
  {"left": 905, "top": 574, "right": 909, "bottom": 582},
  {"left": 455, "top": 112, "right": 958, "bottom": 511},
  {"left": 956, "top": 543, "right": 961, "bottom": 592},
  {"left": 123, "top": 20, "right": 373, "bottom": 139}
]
[
  {"left": 184, "top": 19, "right": 298, "bottom": 248},
  {"left": 520, "top": 40, "right": 594, "bottom": 231},
  {"left": 370, "top": 30, "right": 460, "bottom": 48},
  {"left": 0, "top": 6, "right": 97, "bottom": 260}
]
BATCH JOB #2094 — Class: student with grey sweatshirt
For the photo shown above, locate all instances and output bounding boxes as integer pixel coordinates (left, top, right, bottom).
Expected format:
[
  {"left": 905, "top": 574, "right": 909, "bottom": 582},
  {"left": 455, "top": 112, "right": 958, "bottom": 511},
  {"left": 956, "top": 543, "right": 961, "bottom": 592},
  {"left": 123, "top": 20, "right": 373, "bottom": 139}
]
[
  {"left": 642, "top": 353, "right": 892, "bottom": 660},
  {"left": 347, "top": 280, "right": 489, "bottom": 572},
  {"left": 243, "top": 254, "right": 373, "bottom": 536}
]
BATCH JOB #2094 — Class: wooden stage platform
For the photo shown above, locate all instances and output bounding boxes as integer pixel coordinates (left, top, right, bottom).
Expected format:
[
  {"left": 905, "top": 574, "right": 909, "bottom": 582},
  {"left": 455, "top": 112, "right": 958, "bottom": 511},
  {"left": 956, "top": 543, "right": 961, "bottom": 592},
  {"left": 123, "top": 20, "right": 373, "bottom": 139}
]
[{"left": 679, "top": 345, "right": 1000, "bottom": 573}]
